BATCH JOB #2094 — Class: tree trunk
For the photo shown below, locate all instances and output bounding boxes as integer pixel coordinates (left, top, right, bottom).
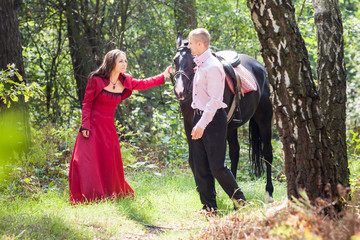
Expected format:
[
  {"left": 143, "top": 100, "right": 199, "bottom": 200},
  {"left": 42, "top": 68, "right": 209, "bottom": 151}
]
[
  {"left": 0, "top": 0, "right": 31, "bottom": 150},
  {"left": 65, "top": 0, "right": 132, "bottom": 105},
  {"left": 174, "top": 0, "right": 198, "bottom": 33},
  {"left": 118, "top": 0, "right": 131, "bottom": 50},
  {"left": 247, "top": 0, "right": 339, "bottom": 202},
  {"left": 313, "top": 0, "right": 349, "bottom": 187},
  {"left": 65, "top": 0, "right": 98, "bottom": 105}
]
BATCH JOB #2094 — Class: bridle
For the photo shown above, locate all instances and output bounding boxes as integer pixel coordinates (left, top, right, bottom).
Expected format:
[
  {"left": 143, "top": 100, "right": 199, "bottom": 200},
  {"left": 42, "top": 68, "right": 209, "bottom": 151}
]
[
  {"left": 170, "top": 47, "right": 195, "bottom": 103},
  {"left": 170, "top": 69, "right": 194, "bottom": 103},
  {"left": 170, "top": 69, "right": 193, "bottom": 87}
]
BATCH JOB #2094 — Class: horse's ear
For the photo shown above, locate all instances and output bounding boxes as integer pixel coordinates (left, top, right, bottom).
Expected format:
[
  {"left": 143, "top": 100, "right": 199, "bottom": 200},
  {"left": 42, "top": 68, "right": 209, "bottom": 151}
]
[{"left": 176, "top": 32, "right": 182, "bottom": 48}]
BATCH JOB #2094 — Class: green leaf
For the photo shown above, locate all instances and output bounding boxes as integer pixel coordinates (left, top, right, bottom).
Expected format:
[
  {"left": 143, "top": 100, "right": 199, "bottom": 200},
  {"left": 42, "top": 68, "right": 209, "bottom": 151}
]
[
  {"left": 10, "top": 94, "right": 18, "bottom": 102},
  {"left": 24, "top": 177, "right": 31, "bottom": 183}
]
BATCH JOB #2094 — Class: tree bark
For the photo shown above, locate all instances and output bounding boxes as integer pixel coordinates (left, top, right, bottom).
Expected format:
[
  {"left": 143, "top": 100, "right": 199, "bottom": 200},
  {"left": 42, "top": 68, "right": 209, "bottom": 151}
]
[
  {"left": 65, "top": 0, "right": 98, "bottom": 105},
  {"left": 247, "top": 0, "right": 339, "bottom": 202},
  {"left": 0, "top": 0, "right": 31, "bottom": 150},
  {"left": 174, "top": 0, "right": 197, "bottom": 33},
  {"left": 313, "top": 0, "right": 349, "bottom": 187}
]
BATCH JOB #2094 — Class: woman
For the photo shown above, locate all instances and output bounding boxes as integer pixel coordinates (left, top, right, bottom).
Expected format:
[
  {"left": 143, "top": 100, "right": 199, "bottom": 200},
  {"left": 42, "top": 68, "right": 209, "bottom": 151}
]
[{"left": 69, "top": 49, "right": 172, "bottom": 204}]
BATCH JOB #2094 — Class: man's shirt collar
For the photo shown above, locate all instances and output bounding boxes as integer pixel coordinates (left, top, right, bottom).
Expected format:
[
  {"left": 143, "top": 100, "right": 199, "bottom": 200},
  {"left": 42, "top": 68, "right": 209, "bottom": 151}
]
[{"left": 194, "top": 48, "right": 212, "bottom": 67}]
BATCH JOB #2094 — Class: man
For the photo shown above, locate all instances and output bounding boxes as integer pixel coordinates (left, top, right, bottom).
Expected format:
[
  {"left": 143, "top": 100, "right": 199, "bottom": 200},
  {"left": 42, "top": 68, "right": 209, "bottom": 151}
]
[{"left": 188, "top": 28, "right": 246, "bottom": 212}]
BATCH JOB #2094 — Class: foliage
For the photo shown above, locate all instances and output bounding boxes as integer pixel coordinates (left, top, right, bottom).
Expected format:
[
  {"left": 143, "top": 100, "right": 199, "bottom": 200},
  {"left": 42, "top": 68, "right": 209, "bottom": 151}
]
[
  {"left": 20, "top": 1, "right": 79, "bottom": 126},
  {"left": 294, "top": 0, "right": 318, "bottom": 81},
  {"left": 0, "top": 124, "right": 75, "bottom": 195},
  {"left": 0, "top": 64, "right": 41, "bottom": 109},
  {"left": 348, "top": 130, "right": 360, "bottom": 189},
  {"left": 343, "top": 14, "right": 360, "bottom": 130},
  {"left": 197, "top": 0, "right": 261, "bottom": 57}
]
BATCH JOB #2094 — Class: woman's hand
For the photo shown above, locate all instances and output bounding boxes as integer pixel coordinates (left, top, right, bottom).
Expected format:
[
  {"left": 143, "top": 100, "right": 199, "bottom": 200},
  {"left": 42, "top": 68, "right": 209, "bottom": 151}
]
[
  {"left": 163, "top": 65, "right": 173, "bottom": 78},
  {"left": 81, "top": 129, "right": 90, "bottom": 138}
]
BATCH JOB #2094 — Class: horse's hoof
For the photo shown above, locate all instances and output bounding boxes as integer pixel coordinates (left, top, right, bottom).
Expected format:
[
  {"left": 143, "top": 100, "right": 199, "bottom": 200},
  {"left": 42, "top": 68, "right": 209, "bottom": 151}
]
[{"left": 265, "top": 192, "right": 274, "bottom": 203}]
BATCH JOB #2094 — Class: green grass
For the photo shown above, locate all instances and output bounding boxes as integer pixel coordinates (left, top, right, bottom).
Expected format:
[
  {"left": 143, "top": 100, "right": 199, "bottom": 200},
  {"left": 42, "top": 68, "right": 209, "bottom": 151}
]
[{"left": 0, "top": 168, "right": 287, "bottom": 239}]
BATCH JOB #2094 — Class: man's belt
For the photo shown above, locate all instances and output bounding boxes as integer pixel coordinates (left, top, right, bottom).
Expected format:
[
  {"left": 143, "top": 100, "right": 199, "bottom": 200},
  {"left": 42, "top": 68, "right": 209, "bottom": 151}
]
[
  {"left": 195, "top": 109, "right": 204, "bottom": 115},
  {"left": 195, "top": 108, "right": 224, "bottom": 116}
]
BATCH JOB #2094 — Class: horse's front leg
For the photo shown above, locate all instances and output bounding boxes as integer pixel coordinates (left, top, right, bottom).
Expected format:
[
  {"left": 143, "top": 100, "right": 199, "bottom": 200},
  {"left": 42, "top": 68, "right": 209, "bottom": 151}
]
[
  {"left": 227, "top": 126, "right": 240, "bottom": 178},
  {"left": 180, "top": 103, "right": 195, "bottom": 174}
]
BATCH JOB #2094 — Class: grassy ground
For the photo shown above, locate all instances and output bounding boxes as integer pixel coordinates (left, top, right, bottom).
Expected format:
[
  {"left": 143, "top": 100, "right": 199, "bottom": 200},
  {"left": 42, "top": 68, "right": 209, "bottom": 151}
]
[{"left": 0, "top": 168, "right": 287, "bottom": 239}]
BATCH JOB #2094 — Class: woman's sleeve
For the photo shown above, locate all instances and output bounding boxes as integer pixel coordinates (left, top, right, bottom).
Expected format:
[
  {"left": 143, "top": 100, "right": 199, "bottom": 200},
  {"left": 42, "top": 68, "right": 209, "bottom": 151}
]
[
  {"left": 131, "top": 74, "right": 165, "bottom": 90},
  {"left": 81, "top": 77, "right": 97, "bottom": 130}
]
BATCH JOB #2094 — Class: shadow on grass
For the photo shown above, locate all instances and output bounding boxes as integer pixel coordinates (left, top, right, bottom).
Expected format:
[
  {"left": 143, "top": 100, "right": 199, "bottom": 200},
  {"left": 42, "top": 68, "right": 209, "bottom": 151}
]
[
  {"left": 112, "top": 171, "right": 199, "bottom": 235},
  {"left": 0, "top": 210, "right": 84, "bottom": 239}
]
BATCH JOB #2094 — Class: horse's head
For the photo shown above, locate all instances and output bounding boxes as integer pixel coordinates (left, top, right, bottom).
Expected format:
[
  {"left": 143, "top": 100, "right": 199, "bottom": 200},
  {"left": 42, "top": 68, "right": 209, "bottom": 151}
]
[{"left": 171, "top": 33, "right": 195, "bottom": 102}]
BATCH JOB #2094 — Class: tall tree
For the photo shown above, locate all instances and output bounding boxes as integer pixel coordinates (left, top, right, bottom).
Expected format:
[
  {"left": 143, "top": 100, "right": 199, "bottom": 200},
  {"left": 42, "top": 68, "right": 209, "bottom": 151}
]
[
  {"left": 65, "top": 0, "right": 132, "bottom": 104},
  {"left": 64, "top": 0, "right": 100, "bottom": 105},
  {"left": 0, "top": 0, "right": 31, "bottom": 149},
  {"left": 174, "top": 0, "right": 198, "bottom": 33},
  {"left": 313, "top": 0, "right": 349, "bottom": 187},
  {"left": 247, "top": 0, "right": 340, "bottom": 202}
]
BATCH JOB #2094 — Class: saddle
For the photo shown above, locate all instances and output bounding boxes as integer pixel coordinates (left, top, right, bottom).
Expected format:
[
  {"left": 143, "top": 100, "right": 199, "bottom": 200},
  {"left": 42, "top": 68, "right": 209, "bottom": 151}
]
[
  {"left": 216, "top": 50, "right": 241, "bottom": 68},
  {"left": 216, "top": 51, "right": 244, "bottom": 96},
  {"left": 215, "top": 50, "right": 243, "bottom": 123}
]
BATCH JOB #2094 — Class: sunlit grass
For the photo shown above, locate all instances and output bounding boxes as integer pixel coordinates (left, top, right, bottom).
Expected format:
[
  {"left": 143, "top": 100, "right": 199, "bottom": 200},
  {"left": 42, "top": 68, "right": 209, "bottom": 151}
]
[{"left": 0, "top": 168, "right": 287, "bottom": 239}]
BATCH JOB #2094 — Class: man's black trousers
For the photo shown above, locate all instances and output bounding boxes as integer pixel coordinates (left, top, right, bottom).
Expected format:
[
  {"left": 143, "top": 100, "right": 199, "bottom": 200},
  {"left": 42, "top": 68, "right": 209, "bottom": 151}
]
[{"left": 191, "top": 108, "right": 245, "bottom": 209}]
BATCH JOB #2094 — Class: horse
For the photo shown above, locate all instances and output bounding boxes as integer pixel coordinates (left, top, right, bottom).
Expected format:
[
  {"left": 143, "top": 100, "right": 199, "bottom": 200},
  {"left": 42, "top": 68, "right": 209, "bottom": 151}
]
[{"left": 171, "top": 34, "right": 274, "bottom": 202}]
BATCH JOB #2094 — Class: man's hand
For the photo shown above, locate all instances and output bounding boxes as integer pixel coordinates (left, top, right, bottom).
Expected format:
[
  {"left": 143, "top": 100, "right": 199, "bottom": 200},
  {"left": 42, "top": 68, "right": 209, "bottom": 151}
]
[{"left": 191, "top": 125, "right": 204, "bottom": 140}]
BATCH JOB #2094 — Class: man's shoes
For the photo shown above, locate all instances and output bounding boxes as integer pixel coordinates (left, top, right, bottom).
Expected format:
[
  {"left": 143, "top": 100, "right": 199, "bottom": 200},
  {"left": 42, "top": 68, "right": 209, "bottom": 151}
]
[
  {"left": 232, "top": 198, "right": 246, "bottom": 211},
  {"left": 199, "top": 205, "right": 217, "bottom": 215}
]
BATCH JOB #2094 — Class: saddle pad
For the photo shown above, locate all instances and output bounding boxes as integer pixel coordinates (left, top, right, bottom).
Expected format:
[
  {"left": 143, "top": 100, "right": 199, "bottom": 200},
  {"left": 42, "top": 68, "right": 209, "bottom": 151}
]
[{"left": 226, "top": 64, "right": 257, "bottom": 95}]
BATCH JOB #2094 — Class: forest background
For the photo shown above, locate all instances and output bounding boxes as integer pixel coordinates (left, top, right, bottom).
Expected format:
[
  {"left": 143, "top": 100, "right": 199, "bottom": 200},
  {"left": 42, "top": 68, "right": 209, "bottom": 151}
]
[{"left": 1, "top": 0, "right": 360, "bottom": 239}]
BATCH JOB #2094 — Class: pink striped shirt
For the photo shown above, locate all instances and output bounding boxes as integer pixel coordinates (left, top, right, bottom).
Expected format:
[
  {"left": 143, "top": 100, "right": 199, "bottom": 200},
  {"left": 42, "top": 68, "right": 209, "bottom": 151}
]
[{"left": 191, "top": 49, "right": 227, "bottom": 129}]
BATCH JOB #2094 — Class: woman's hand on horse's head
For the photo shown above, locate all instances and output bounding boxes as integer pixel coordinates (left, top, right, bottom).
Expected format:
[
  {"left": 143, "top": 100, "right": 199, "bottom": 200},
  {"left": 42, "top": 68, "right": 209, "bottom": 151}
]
[{"left": 163, "top": 65, "right": 173, "bottom": 78}]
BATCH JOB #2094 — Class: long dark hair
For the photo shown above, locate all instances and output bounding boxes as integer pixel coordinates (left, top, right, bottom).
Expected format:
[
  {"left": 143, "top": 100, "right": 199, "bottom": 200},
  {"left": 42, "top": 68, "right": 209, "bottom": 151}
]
[{"left": 89, "top": 49, "right": 126, "bottom": 81}]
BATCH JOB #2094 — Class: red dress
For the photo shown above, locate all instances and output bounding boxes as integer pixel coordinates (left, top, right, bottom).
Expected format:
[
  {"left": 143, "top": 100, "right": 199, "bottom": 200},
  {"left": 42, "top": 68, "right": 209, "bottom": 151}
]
[{"left": 69, "top": 73, "right": 165, "bottom": 204}]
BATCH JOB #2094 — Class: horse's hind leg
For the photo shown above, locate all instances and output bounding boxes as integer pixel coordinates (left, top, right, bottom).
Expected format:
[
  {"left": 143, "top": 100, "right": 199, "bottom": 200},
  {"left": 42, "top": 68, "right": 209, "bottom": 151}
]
[
  {"left": 261, "top": 125, "right": 274, "bottom": 203},
  {"left": 253, "top": 100, "right": 274, "bottom": 202},
  {"left": 227, "top": 126, "right": 240, "bottom": 179}
]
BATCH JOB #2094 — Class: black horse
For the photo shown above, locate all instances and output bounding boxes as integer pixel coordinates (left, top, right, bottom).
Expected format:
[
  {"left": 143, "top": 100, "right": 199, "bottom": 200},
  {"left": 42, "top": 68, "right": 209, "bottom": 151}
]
[{"left": 171, "top": 34, "right": 274, "bottom": 202}]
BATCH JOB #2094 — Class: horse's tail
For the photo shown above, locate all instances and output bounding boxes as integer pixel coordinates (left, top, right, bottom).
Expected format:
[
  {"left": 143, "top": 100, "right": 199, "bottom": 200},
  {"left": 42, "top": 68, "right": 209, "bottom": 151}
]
[{"left": 249, "top": 117, "right": 264, "bottom": 177}]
